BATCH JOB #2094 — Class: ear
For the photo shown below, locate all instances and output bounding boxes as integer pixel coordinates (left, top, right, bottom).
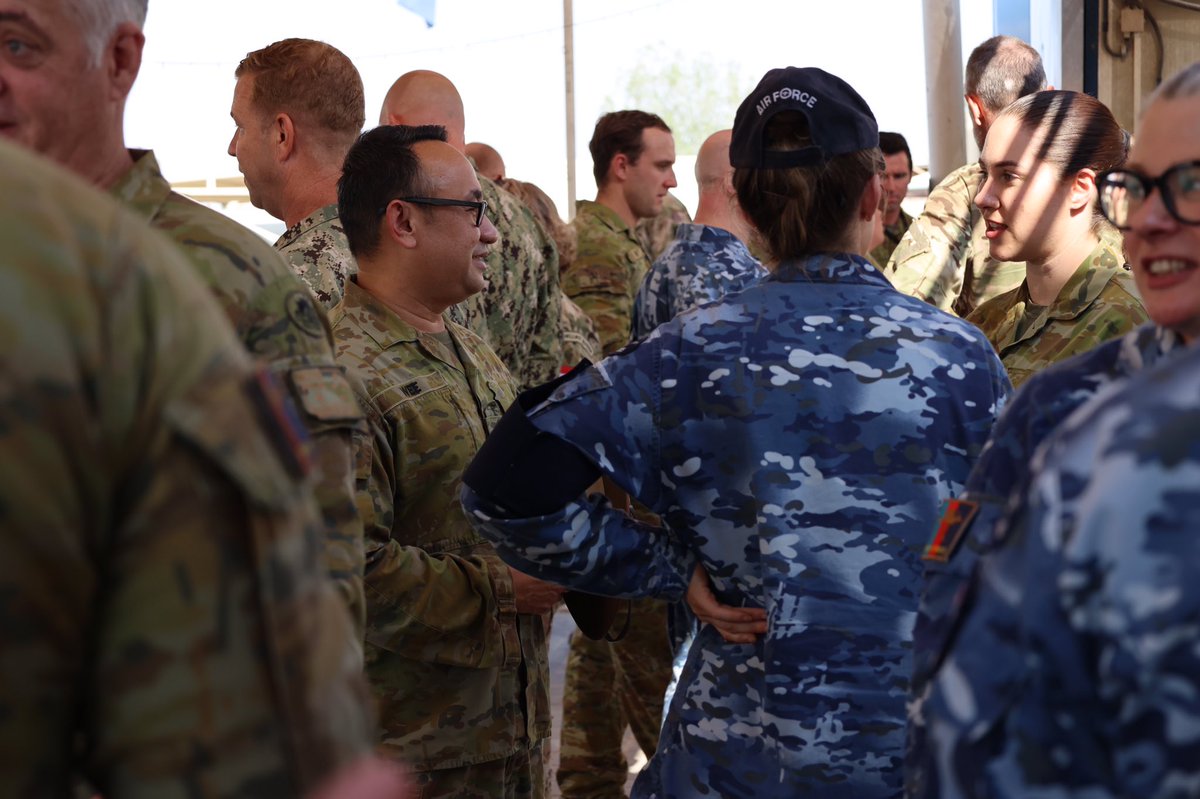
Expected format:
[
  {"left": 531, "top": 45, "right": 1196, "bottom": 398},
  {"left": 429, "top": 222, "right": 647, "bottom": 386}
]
[
  {"left": 1069, "top": 168, "right": 1097, "bottom": 213},
  {"left": 106, "top": 22, "right": 144, "bottom": 100},
  {"left": 610, "top": 153, "right": 630, "bottom": 183},
  {"left": 273, "top": 113, "right": 297, "bottom": 162},
  {"left": 964, "top": 94, "right": 987, "bottom": 129},
  {"left": 382, "top": 199, "right": 420, "bottom": 249},
  {"left": 859, "top": 174, "right": 882, "bottom": 221}
]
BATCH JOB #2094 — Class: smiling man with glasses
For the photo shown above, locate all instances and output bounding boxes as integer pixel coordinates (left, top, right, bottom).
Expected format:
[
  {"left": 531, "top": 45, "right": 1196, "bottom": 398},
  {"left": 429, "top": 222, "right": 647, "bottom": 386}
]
[{"left": 330, "top": 123, "right": 561, "bottom": 798}]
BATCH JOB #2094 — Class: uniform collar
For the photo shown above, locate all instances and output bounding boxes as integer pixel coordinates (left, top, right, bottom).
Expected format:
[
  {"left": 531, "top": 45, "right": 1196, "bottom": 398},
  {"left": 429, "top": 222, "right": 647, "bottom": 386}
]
[
  {"left": 770, "top": 252, "right": 894, "bottom": 289},
  {"left": 110, "top": 149, "right": 171, "bottom": 221},
  {"left": 275, "top": 203, "right": 341, "bottom": 250},
  {"left": 576, "top": 199, "right": 636, "bottom": 236}
]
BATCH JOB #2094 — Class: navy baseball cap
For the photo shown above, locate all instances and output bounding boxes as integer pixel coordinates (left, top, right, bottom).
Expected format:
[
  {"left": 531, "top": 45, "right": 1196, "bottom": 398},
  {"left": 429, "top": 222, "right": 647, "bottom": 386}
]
[{"left": 731, "top": 67, "right": 879, "bottom": 169}]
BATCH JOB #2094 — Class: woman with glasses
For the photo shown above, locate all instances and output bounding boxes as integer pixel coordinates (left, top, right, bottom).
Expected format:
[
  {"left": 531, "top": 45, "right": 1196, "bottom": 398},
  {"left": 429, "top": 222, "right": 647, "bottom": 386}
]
[
  {"left": 964, "top": 90, "right": 1147, "bottom": 388},
  {"left": 913, "top": 61, "right": 1200, "bottom": 797}
]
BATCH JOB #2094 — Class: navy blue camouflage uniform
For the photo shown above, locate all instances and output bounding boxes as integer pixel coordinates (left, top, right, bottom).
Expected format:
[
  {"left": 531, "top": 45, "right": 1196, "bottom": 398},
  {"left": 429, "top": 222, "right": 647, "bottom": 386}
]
[
  {"left": 922, "top": 337, "right": 1200, "bottom": 798},
  {"left": 463, "top": 253, "right": 1010, "bottom": 798},
  {"left": 908, "top": 323, "right": 1184, "bottom": 797},
  {"left": 631, "top": 223, "right": 765, "bottom": 340}
]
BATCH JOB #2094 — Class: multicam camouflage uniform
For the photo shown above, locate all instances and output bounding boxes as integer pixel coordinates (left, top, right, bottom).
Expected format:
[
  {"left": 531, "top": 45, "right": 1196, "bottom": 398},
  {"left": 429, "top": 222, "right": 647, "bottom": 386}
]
[
  {"left": 631, "top": 222, "right": 766, "bottom": 339},
  {"left": 559, "top": 198, "right": 673, "bottom": 798},
  {"left": 453, "top": 175, "right": 565, "bottom": 389},
  {"left": 463, "top": 253, "right": 1010, "bottom": 797},
  {"left": 111, "top": 151, "right": 367, "bottom": 642},
  {"left": 966, "top": 240, "right": 1148, "bottom": 387},
  {"left": 922, "top": 335, "right": 1200, "bottom": 798},
  {"left": 886, "top": 162, "right": 1027, "bottom": 316},
  {"left": 330, "top": 280, "right": 550, "bottom": 795},
  {"left": 635, "top": 192, "right": 692, "bottom": 261},
  {"left": 560, "top": 295, "right": 602, "bottom": 368},
  {"left": 907, "top": 322, "right": 1183, "bottom": 798},
  {"left": 869, "top": 207, "right": 914, "bottom": 270},
  {"left": 275, "top": 202, "right": 357, "bottom": 309},
  {"left": 564, "top": 200, "right": 652, "bottom": 355},
  {"left": 0, "top": 140, "right": 373, "bottom": 797}
]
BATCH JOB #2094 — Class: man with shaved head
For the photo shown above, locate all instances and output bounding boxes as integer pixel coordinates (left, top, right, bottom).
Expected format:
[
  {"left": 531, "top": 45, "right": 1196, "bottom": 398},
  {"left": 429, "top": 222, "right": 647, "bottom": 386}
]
[
  {"left": 632, "top": 129, "right": 765, "bottom": 338},
  {"left": 466, "top": 141, "right": 506, "bottom": 182},
  {"left": 231, "top": 38, "right": 366, "bottom": 309},
  {"left": 380, "top": 70, "right": 564, "bottom": 387}
]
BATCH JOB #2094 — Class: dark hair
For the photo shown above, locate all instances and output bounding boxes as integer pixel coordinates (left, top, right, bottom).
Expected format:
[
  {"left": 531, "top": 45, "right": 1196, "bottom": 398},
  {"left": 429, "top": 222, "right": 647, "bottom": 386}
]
[
  {"left": 589, "top": 110, "right": 671, "bottom": 187},
  {"left": 733, "top": 111, "right": 882, "bottom": 263},
  {"left": 878, "top": 131, "right": 912, "bottom": 173},
  {"left": 337, "top": 125, "right": 447, "bottom": 258},
  {"left": 965, "top": 35, "right": 1047, "bottom": 113},
  {"left": 236, "top": 39, "right": 365, "bottom": 150},
  {"left": 999, "top": 91, "right": 1128, "bottom": 230}
]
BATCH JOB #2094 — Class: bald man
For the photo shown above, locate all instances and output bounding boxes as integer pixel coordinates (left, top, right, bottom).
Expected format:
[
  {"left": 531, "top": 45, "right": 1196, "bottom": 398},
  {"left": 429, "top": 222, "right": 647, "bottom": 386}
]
[
  {"left": 466, "top": 142, "right": 506, "bottom": 182},
  {"left": 380, "top": 71, "right": 564, "bottom": 388},
  {"left": 632, "top": 129, "right": 766, "bottom": 338}
]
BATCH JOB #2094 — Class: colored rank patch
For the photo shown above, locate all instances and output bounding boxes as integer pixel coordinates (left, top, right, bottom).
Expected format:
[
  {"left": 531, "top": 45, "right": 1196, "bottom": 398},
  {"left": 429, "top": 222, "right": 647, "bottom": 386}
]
[{"left": 922, "top": 498, "right": 980, "bottom": 562}]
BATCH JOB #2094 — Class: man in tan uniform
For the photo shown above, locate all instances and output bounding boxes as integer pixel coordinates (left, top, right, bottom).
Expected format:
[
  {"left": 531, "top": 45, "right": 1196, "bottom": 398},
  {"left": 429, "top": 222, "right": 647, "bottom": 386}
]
[
  {"left": 332, "top": 124, "right": 562, "bottom": 797},
  {"left": 380, "top": 71, "right": 565, "bottom": 387},
  {"left": 0, "top": 0, "right": 369, "bottom": 643},
  {"left": 0, "top": 136, "right": 378, "bottom": 798},
  {"left": 231, "top": 38, "right": 365, "bottom": 310},
  {"left": 885, "top": 36, "right": 1046, "bottom": 316}
]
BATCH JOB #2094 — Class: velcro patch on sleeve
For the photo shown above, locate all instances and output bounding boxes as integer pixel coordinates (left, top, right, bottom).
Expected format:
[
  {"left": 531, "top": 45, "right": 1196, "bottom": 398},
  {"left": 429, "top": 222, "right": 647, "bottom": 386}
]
[
  {"left": 249, "top": 368, "right": 313, "bottom": 479},
  {"left": 289, "top": 365, "right": 364, "bottom": 422},
  {"left": 922, "top": 498, "right": 981, "bottom": 563}
]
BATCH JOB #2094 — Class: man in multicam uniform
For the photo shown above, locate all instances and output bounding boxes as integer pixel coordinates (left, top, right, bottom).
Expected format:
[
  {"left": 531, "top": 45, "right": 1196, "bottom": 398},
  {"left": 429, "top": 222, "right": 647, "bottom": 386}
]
[
  {"left": 636, "top": 190, "right": 692, "bottom": 261},
  {"left": 912, "top": 60, "right": 1200, "bottom": 799},
  {"left": 0, "top": 0, "right": 368, "bottom": 642},
  {"left": 869, "top": 131, "right": 915, "bottom": 267},
  {"left": 632, "top": 129, "right": 765, "bottom": 339},
  {"left": 230, "top": 38, "right": 365, "bottom": 310},
  {"left": 462, "top": 66, "right": 1011, "bottom": 798},
  {"left": 0, "top": 138, "right": 378, "bottom": 798},
  {"left": 380, "top": 70, "right": 565, "bottom": 389},
  {"left": 331, "top": 124, "right": 561, "bottom": 798},
  {"left": 885, "top": 36, "right": 1046, "bottom": 316},
  {"left": 556, "top": 109, "right": 681, "bottom": 799}
]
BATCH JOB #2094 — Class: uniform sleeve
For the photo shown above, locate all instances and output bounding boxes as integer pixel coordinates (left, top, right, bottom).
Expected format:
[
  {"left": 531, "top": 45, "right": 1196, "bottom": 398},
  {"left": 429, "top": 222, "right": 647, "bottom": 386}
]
[
  {"left": 522, "top": 206, "right": 567, "bottom": 385},
  {"left": 886, "top": 167, "right": 978, "bottom": 311},
  {"left": 353, "top": 412, "right": 518, "bottom": 669}
]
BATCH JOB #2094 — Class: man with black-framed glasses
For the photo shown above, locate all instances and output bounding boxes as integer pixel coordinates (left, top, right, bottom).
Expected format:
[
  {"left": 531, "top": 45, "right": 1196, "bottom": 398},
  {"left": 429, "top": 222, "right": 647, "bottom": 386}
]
[{"left": 330, "top": 123, "right": 561, "bottom": 798}]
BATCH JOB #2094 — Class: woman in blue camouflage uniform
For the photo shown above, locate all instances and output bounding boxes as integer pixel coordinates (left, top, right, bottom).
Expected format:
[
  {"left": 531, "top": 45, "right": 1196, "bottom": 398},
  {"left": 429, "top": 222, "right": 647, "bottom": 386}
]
[{"left": 461, "top": 68, "right": 1009, "bottom": 798}]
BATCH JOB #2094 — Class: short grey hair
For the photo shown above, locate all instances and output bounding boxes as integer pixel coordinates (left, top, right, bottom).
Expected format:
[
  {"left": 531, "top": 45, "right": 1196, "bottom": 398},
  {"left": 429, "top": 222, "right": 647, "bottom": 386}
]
[
  {"left": 61, "top": 0, "right": 148, "bottom": 66},
  {"left": 1147, "top": 60, "right": 1200, "bottom": 108}
]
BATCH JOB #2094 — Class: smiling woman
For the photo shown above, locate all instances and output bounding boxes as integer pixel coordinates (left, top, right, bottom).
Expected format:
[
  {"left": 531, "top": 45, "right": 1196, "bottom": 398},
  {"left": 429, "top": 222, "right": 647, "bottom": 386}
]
[{"left": 965, "top": 90, "right": 1148, "bottom": 387}]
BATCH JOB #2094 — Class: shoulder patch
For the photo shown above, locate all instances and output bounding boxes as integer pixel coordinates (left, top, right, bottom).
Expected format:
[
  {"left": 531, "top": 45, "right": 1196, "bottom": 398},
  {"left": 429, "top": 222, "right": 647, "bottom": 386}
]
[
  {"left": 285, "top": 289, "right": 327, "bottom": 339},
  {"left": 248, "top": 368, "right": 312, "bottom": 479},
  {"left": 922, "top": 498, "right": 980, "bottom": 562},
  {"left": 289, "top": 365, "right": 364, "bottom": 422}
]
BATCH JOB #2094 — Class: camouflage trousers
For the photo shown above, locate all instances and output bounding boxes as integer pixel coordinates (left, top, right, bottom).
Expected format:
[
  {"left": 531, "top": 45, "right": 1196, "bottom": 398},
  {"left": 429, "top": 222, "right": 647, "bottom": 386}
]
[
  {"left": 556, "top": 598, "right": 673, "bottom": 799},
  {"left": 412, "top": 738, "right": 546, "bottom": 799}
]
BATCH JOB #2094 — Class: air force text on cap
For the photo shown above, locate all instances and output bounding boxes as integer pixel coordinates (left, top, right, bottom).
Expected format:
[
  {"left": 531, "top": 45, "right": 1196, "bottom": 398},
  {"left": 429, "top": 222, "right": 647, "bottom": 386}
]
[{"left": 756, "top": 88, "right": 818, "bottom": 116}]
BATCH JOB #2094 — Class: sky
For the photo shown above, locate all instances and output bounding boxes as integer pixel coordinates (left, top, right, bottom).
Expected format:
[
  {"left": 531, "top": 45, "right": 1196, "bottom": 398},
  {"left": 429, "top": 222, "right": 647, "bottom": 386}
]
[{"left": 126, "top": 0, "right": 997, "bottom": 227}]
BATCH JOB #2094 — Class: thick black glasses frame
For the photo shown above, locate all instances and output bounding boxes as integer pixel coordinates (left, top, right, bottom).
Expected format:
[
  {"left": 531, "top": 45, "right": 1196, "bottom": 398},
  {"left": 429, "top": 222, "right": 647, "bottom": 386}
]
[
  {"left": 1098, "top": 160, "right": 1200, "bottom": 230},
  {"left": 380, "top": 197, "right": 488, "bottom": 226}
]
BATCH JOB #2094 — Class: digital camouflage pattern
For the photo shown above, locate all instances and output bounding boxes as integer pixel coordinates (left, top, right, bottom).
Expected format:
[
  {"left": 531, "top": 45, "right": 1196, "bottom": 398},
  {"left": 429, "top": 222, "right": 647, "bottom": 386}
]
[
  {"left": 275, "top": 202, "right": 357, "bottom": 309},
  {"left": 886, "top": 162, "right": 1027, "bottom": 316},
  {"left": 635, "top": 192, "right": 692, "bottom": 262},
  {"left": 560, "top": 293, "right": 602, "bottom": 369},
  {"left": 907, "top": 322, "right": 1183, "bottom": 798},
  {"left": 0, "top": 140, "right": 373, "bottom": 798},
  {"left": 631, "top": 222, "right": 766, "bottom": 340},
  {"left": 330, "top": 280, "right": 550, "bottom": 781},
  {"left": 922, "top": 337, "right": 1200, "bottom": 798},
  {"left": 463, "top": 253, "right": 1010, "bottom": 797},
  {"left": 966, "top": 239, "right": 1148, "bottom": 387},
  {"left": 563, "top": 200, "right": 652, "bottom": 355},
  {"left": 870, "top": 207, "right": 914, "bottom": 270},
  {"left": 453, "top": 174, "right": 565, "bottom": 389}
]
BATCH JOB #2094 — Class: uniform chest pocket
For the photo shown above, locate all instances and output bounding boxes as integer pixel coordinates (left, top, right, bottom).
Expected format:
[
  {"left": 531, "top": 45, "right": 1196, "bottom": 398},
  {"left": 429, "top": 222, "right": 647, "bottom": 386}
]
[{"left": 375, "top": 371, "right": 450, "bottom": 416}]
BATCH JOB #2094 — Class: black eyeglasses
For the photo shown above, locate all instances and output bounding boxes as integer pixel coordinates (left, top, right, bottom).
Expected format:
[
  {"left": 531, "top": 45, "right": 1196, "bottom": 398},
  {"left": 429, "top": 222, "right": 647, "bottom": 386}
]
[
  {"left": 380, "top": 196, "right": 489, "bottom": 227},
  {"left": 1097, "top": 161, "right": 1200, "bottom": 230}
]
